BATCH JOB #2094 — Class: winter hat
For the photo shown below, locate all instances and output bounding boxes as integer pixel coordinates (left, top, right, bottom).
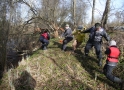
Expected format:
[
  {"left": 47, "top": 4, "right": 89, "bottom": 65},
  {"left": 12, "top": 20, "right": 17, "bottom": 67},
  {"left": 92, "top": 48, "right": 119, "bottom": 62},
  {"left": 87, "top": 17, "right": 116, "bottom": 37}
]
[
  {"left": 65, "top": 24, "right": 69, "bottom": 27},
  {"left": 109, "top": 40, "right": 116, "bottom": 46},
  {"left": 77, "top": 25, "right": 83, "bottom": 30}
]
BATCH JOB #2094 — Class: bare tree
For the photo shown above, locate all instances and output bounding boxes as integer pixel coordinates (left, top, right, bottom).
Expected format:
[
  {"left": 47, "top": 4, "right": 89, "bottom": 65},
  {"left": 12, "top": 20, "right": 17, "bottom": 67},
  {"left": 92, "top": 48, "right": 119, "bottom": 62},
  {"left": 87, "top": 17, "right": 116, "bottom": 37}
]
[
  {"left": 73, "top": 0, "right": 76, "bottom": 30},
  {"left": 91, "top": 0, "right": 96, "bottom": 26},
  {"left": 70, "top": 0, "right": 88, "bottom": 28},
  {"left": 0, "top": 0, "right": 13, "bottom": 78},
  {"left": 101, "top": 0, "right": 111, "bottom": 29}
]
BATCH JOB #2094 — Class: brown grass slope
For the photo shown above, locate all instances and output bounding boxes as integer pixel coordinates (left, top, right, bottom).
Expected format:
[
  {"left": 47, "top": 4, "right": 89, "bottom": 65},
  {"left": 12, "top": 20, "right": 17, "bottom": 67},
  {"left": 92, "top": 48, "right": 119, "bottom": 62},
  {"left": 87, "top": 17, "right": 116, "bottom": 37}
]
[{"left": 0, "top": 32, "right": 124, "bottom": 90}]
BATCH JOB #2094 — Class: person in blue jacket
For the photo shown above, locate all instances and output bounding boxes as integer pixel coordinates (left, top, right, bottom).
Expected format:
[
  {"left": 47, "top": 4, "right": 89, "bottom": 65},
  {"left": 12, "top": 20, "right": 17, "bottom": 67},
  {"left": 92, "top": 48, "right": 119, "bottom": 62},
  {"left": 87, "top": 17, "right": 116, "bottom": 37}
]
[{"left": 82, "top": 23, "right": 110, "bottom": 66}]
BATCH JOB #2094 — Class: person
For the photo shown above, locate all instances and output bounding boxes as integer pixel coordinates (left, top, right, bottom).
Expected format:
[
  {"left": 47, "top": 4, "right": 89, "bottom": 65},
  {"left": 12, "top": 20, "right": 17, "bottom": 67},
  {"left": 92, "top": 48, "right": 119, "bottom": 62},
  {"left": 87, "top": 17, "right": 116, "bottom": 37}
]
[
  {"left": 103, "top": 40, "right": 124, "bottom": 89},
  {"left": 82, "top": 23, "right": 110, "bottom": 66},
  {"left": 72, "top": 25, "right": 85, "bottom": 52},
  {"left": 39, "top": 29, "right": 50, "bottom": 50},
  {"left": 61, "top": 24, "right": 73, "bottom": 51}
]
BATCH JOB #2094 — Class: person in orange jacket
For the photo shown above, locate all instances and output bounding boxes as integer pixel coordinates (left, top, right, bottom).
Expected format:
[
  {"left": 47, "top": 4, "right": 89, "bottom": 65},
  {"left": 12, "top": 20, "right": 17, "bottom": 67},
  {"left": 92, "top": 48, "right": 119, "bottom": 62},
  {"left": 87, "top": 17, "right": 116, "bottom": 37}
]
[{"left": 103, "top": 40, "right": 124, "bottom": 89}]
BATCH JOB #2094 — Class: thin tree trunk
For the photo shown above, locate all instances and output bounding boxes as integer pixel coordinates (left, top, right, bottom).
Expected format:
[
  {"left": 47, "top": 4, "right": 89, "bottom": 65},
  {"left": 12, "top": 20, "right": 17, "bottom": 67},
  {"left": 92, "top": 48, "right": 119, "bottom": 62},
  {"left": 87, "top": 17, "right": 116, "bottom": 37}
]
[
  {"left": 0, "top": 5, "right": 7, "bottom": 79},
  {"left": 101, "top": 0, "right": 111, "bottom": 30},
  {"left": 91, "top": 0, "right": 95, "bottom": 26},
  {"left": 73, "top": 0, "right": 76, "bottom": 30},
  {"left": 0, "top": 0, "right": 11, "bottom": 79}
]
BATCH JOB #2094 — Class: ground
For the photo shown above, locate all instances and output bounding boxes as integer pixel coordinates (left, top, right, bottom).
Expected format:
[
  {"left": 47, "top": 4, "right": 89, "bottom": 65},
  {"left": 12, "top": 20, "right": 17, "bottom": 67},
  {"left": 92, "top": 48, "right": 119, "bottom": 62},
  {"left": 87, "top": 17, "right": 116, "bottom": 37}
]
[{"left": 0, "top": 37, "right": 124, "bottom": 90}]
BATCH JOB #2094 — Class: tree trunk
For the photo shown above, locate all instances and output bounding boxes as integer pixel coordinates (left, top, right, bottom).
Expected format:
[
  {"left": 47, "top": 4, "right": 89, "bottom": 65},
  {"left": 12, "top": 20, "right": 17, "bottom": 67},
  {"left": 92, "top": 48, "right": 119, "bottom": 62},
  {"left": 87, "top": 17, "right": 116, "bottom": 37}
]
[
  {"left": 0, "top": 7, "right": 7, "bottom": 79},
  {"left": 91, "top": 0, "right": 96, "bottom": 26},
  {"left": 101, "top": 0, "right": 111, "bottom": 30},
  {"left": 51, "top": 22, "right": 59, "bottom": 38},
  {"left": 0, "top": 0, "right": 10, "bottom": 79},
  {"left": 54, "top": 31, "right": 59, "bottom": 38},
  {"left": 73, "top": 0, "right": 76, "bottom": 30}
]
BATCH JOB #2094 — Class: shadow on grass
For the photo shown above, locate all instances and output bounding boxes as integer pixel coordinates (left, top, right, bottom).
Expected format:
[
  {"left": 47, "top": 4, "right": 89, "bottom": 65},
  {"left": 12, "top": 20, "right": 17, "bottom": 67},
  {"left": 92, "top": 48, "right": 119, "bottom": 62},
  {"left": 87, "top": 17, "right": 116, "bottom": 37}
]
[
  {"left": 73, "top": 49, "right": 120, "bottom": 89},
  {"left": 13, "top": 70, "right": 36, "bottom": 90}
]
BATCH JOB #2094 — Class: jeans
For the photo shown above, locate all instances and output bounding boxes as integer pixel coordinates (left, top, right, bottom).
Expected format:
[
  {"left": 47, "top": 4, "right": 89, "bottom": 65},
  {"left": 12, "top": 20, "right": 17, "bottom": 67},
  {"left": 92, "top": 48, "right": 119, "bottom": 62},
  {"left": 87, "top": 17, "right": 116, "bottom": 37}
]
[
  {"left": 62, "top": 37, "right": 73, "bottom": 51},
  {"left": 40, "top": 36, "right": 49, "bottom": 50},
  {"left": 84, "top": 40, "right": 102, "bottom": 66},
  {"left": 84, "top": 40, "right": 102, "bottom": 59},
  {"left": 103, "top": 64, "right": 122, "bottom": 83}
]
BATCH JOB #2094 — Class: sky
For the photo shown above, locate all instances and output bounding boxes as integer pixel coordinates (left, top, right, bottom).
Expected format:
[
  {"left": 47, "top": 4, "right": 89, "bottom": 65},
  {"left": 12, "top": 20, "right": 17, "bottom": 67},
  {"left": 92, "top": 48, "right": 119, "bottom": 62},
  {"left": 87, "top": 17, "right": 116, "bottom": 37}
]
[
  {"left": 87, "top": 0, "right": 124, "bottom": 23},
  {"left": 20, "top": 0, "right": 124, "bottom": 23}
]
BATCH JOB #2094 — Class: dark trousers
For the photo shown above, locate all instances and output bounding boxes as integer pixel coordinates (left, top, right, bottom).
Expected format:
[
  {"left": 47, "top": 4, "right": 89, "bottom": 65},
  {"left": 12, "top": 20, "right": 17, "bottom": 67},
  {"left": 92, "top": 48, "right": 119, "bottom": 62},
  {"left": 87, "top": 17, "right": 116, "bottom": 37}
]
[
  {"left": 84, "top": 40, "right": 102, "bottom": 59},
  {"left": 103, "top": 64, "right": 122, "bottom": 83},
  {"left": 62, "top": 37, "right": 73, "bottom": 51},
  {"left": 40, "top": 36, "right": 49, "bottom": 50}
]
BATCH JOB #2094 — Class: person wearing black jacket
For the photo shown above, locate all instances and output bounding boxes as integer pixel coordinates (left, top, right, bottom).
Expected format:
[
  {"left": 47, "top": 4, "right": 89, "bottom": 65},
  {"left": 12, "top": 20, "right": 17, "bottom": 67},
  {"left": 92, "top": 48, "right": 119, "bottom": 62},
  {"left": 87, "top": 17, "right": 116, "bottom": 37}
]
[
  {"left": 83, "top": 23, "right": 110, "bottom": 66},
  {"left": 103, "top": 40, "right": 124, "bottom": 89},
  {"left": 39, "top": 29, "right": 50, "bottom": 50}
]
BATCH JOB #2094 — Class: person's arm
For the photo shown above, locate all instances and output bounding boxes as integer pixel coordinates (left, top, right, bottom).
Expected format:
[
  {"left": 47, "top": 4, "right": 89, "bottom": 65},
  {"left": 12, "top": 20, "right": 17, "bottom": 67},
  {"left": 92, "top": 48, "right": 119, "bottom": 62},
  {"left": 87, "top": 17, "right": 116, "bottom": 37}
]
[
  {"left": 64, "top": 28, "right": 72, "bottom": 37},
  {"left": 61, "top": 30, "right": 66, "bottom": 37},
  {"left": 47, "top": 33, "right": 50, "bottom": 40},
  {"left": 105, "top": 48, "right": 111, "bottom": 55},
  {"left": 103, "top": 30, "right": 110, "bottom": 41},
  {"left": 72, "top": 30, "right": 76, "bottom": 35},
  {"left": 81, "top": 27, "right": 93, "bottom": 33}
]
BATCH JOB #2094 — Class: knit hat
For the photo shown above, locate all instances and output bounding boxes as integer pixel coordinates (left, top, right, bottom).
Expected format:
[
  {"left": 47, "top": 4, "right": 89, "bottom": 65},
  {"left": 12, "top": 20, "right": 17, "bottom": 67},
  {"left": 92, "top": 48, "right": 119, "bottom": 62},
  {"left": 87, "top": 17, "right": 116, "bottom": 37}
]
[
  {"left": 109, "top": 40, "right": 116, "bottom": 46},
  {"left": 77, "top": 25, "right": 83, "bottom": 30},
  {"left": 65, "top": 24, "right": 69, "bottom": 27}
]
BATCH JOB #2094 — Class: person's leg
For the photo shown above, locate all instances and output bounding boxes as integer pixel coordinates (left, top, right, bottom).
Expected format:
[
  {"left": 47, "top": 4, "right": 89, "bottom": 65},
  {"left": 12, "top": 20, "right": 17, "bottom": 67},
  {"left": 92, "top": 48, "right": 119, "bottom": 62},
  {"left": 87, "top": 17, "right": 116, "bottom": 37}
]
[
  {"left": 62, "top": 37, "right": 73, "bottom": 51},
  {"left": 84, "top": 41, "right": 93, "bottom": 56},
  {"left": 76, "top": 41, "right": 82, "bottom": 49},
  {"left": 94, "top": 42, "right": 102, "bottom": 66},
  {"left": 39, "top": 36, "right": 44, "bottom": 49},
  {"left": 106, "top": 65, "right": 122, "bottom": 83},
  {"left": 62, "top": 38, "right": 68, "bottom": 51},
  {"left": 103, "top": 64, "right": 107, "bottom": 75},
  {"left": 72, "top": 40, "right": 77, "bottom": 51},
  {"left": 43, "top": 39, "right": 49, "bottom": 50}
]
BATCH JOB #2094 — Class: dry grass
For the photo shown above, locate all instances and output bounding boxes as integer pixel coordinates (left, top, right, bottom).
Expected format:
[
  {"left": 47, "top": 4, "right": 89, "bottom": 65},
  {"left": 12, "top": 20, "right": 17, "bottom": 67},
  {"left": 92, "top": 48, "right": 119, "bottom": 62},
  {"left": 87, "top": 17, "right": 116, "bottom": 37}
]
[{"left": 0, "top": 34, "right": 124, "bottom": 90}]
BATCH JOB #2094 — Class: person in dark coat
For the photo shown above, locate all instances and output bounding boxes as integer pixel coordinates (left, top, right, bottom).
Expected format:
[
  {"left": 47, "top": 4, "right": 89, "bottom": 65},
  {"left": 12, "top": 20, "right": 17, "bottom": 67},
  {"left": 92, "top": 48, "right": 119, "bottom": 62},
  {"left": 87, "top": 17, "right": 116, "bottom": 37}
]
[
  {"left": 61, "top": 24, "right": 73, "bottom": 51},
  {"left": 82, "top": 23, "right": 110, "bottom": 66}
]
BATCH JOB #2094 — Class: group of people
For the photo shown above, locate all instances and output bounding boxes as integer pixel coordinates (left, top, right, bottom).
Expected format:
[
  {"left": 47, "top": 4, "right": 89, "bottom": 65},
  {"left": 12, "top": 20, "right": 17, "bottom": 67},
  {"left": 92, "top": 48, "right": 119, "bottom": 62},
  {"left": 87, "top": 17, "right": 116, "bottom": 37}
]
[{"left": 39, "top": 23, "right": 124, "bottom": 89}]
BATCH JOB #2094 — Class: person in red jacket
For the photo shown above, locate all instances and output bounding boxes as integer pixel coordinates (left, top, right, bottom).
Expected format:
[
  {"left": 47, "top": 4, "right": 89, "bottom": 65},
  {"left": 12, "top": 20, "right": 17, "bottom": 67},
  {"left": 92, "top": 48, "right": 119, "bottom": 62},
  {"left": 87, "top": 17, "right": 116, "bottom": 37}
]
[
  {"left": 103, "top": 40, "right": 124, "bottom": 89},
  {"left": 39, "top": 29, "right": 50, "bottom": 50}
]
